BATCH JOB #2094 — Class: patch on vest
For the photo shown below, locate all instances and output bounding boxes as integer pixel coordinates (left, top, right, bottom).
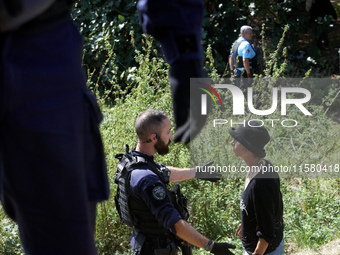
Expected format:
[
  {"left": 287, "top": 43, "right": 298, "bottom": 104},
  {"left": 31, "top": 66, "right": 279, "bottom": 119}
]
[
  {"left": 246, "top": 48, "right": 250, "bottom": 53},
  {"left": 152, "top": 186, "right": 166, "bottom": 201}
]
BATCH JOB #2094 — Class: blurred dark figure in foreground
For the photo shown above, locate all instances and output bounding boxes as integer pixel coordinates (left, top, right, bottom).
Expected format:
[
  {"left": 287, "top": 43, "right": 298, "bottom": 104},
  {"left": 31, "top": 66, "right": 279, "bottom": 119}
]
[
  {"left": 0, "top": 1, "right": 109, "bottom": 254},
  {"left": 137, "top": 0, "right": 208, "bottom": 145}
]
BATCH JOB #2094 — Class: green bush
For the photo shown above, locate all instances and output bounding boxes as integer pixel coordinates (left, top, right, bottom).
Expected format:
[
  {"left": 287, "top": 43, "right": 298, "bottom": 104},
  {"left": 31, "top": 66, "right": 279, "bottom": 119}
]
[{"left": 0, "top": 211, "right": 22, "bottom": 255}]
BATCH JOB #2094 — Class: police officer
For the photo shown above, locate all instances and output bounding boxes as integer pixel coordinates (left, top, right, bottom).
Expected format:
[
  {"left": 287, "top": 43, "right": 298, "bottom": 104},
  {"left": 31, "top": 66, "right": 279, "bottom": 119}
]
[
  {"left": 229, "top": 25, "right": 257, "bottom": 88},
  {"left": 115, "top": 109, "right": 236, "bottom": 255},
  {"left": 0, "top": 1, "right": 109, "bottom": 254},
  {"left": 137, "top": 0, "right": 207, "bottom": 145}
]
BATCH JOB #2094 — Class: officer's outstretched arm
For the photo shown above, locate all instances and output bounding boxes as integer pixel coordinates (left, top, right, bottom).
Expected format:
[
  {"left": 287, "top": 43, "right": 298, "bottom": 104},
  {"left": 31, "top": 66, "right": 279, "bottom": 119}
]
[
  {"left": 174, "top": 220, "right": 209, "bottom": 248},
  {"left": 167, "top": 166, "right": 194, "bottom": 182},
  {"left": 173, "top": 219, "right": 236, "bottom": 254},
  {"left": 174, "top": 219, "right": 209, "bottom": 249},
  {"left": 167, "top": 161, "right": 221, "bottom": 183}
]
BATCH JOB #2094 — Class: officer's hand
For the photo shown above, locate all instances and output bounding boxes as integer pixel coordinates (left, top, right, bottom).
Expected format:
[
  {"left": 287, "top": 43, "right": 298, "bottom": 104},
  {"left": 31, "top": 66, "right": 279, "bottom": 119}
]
[
  {"left": 194, "top": 161, "right": 222, "bottom": 182},
  {"left": 210, "top": 242, "right": 236, "bottom": 255},
  {"left": 173, "top": 103, "right": 207, "bottom": 145},
  {"left": 169, "top": 60, "right": 208, "bottom": 145}
]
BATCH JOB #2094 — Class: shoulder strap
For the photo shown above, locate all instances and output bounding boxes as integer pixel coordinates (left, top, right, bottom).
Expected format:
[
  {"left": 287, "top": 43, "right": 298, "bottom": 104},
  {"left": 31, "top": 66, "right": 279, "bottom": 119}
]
[
  {"left": 132, "top": 155, "right": 170, "bottom": 185},
  {"left": 232, "top": 38, "right": 244, "bottom": 68},
  {"left": 115, "top": 145, "right": 170, "bottom": 184}
]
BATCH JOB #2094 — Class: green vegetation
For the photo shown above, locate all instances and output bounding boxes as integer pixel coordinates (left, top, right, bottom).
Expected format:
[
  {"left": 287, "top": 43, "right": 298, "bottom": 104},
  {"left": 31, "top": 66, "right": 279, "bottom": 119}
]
[
  {"left": 2, "top": 32, "right": 339, "bottom": 254},
  {"left": 93, "top": 35, "right": 340, "bottom": 254},
  {"left": 71, "top": 0, "right": 340, "bottom": 95},
  {"left": 1, "top": 1, "right": 340, "bottom": 254}
]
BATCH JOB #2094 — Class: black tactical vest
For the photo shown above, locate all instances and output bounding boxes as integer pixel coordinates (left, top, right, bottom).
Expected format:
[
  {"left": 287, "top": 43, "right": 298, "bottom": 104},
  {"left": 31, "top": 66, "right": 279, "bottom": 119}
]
[
  {"left": 232, "top": 38, "right": 257, "bottom": 71},
  {"left": 115, "top": 145, "right": 174, "bottom": 236}
]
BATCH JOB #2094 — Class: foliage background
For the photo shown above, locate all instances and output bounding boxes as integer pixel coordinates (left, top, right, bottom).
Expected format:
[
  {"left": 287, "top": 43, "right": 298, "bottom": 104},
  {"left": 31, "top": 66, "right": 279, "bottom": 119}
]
[
  {"left": 1, "top": 0, "right": 340, "bottom": 254},
  {"left": 71, "top": 0, "right": 340, "bottom": 96}
]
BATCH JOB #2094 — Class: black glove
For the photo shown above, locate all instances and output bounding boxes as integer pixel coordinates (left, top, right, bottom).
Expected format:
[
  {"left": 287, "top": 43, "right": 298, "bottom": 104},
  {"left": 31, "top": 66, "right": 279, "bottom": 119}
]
[
  {"left": 169, "top": 60, "right": 209, "bottom": 145},
  {"left": 194, "top": 161, "right": 221, "bottom": 182},
  {"left": 211, "top": 242, "right": 236, "bottom": 255}
]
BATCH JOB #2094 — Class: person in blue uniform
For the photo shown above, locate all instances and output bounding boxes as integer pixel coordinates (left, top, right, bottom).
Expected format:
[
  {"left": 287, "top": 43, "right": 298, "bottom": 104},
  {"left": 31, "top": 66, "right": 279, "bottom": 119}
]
[
  {"left": 229, "top": 121, "right": 284, "bottom": 255},
  {"left": 0, "top": 1, "right": 109, "bottom": 254},
  {"left": 229, "top": 25, "right": 257, "bottom": 88},
  {"left": 137, "top": 0, "right": 207, "bottom": 145},
  {"left": 122, "top": 109, "right": 236, "bottom": 255}
]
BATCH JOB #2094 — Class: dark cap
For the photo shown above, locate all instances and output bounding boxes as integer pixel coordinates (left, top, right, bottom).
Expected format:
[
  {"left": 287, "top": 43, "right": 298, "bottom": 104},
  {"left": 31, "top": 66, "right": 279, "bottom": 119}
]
[{"left": 228, "top": 120, "right": 270, "bottom": 158}]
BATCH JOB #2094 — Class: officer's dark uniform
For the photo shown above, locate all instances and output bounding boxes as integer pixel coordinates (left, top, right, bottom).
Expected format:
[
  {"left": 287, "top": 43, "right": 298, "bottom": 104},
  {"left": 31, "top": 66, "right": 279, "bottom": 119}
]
[
  {"left": 115, "top": 148, "right": 189, "bottom": 255},
  {"left": 0, "top": 1, "right": 109, "bottom": 254}
]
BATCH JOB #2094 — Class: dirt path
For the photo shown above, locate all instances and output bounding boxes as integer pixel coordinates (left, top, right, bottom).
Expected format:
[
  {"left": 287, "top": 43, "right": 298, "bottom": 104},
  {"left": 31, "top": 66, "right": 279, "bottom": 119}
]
[{"left": 287, "top": 239, "right": 340, "bottom": 255}]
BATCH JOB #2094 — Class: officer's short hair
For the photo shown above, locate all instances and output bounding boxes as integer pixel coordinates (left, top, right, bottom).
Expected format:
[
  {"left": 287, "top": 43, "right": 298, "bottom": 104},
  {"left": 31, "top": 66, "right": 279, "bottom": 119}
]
[
  {"left": 240, "top": 25, "right": 252, "bottom": 34},
  {"left": 135, "top": 109, "right": 168, "bottom": 140}
]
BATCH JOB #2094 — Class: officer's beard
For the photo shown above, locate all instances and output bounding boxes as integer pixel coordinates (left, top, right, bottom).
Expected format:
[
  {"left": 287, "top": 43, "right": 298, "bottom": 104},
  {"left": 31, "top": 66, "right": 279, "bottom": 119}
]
[{"left": 155, "top": 138, "right": 171, "bottom": 156}]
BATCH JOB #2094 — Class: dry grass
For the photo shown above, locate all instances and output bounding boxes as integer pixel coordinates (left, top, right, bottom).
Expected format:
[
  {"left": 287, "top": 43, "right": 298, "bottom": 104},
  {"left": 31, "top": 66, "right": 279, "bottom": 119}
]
[{"left": 287, "top": 239, "right": 340, "bottom": 255}]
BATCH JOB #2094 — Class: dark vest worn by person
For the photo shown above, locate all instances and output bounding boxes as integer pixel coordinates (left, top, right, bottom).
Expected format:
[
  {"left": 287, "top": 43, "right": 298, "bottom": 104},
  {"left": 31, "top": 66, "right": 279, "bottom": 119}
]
[
  {"left": 115, "top": 145, "right": 191, "bottom": 254},
  {"left": 232, "top": 38, "right": 258, "bottom": 72}
]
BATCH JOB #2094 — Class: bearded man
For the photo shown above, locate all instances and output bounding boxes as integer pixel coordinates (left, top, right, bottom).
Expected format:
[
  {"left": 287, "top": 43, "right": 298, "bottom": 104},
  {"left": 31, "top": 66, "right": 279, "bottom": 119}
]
[{"left": 114, "top": 109, "right": 235, "bottom": 255}]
